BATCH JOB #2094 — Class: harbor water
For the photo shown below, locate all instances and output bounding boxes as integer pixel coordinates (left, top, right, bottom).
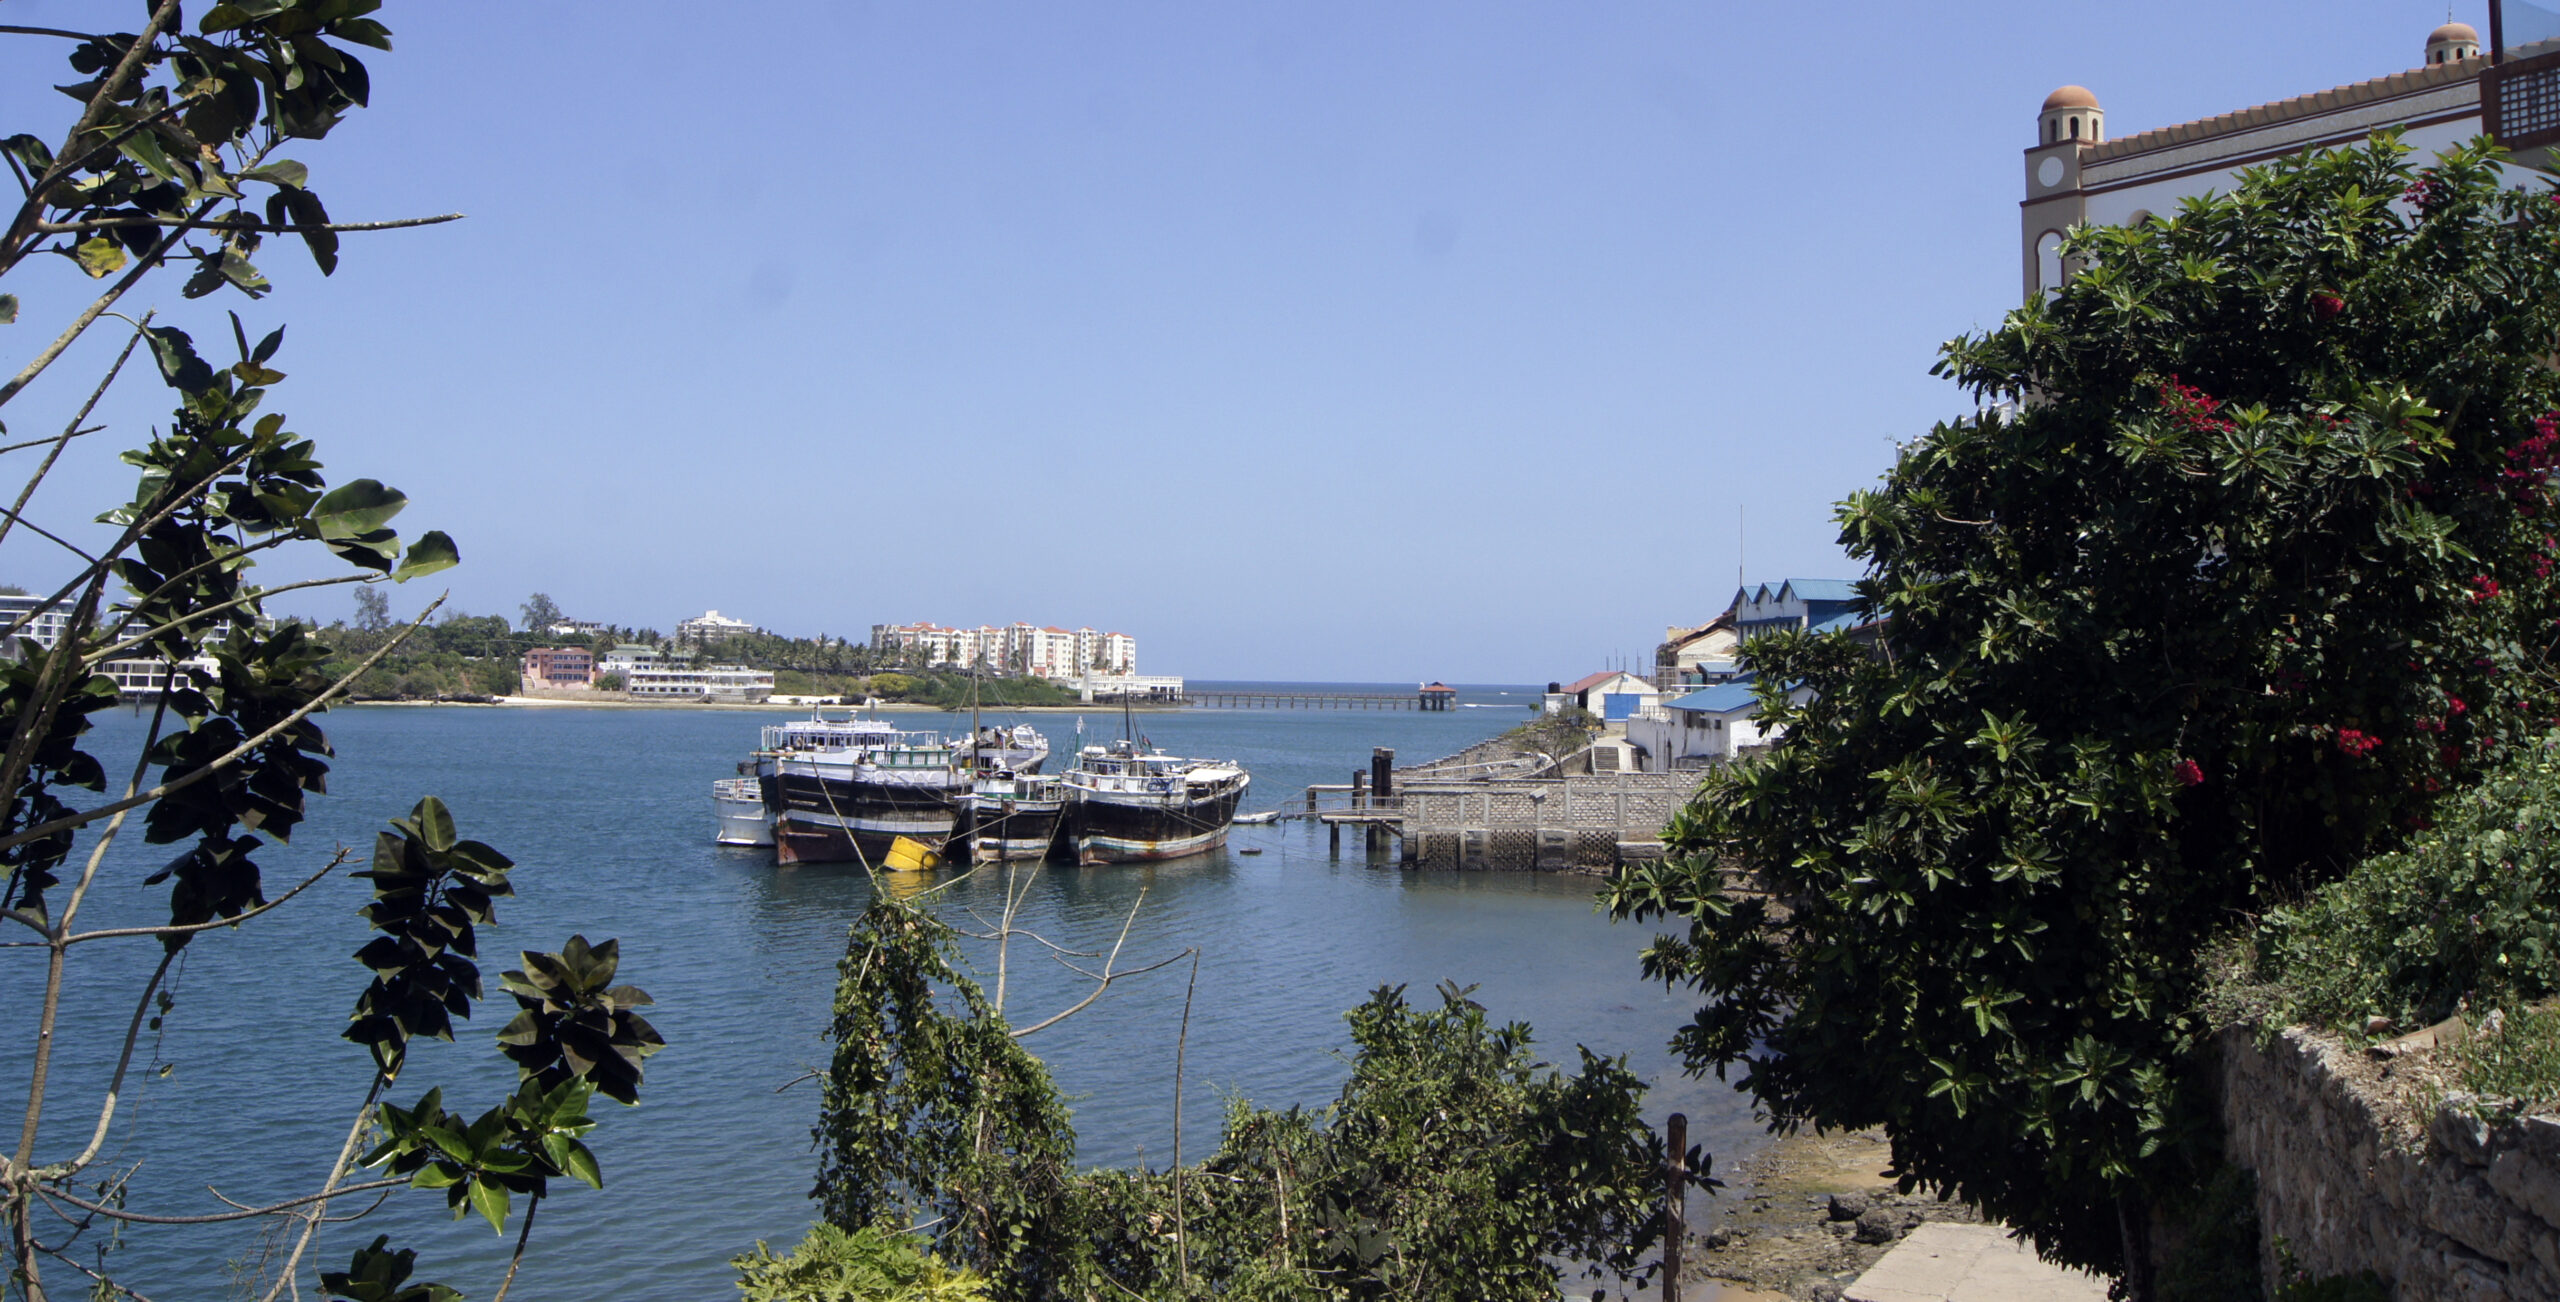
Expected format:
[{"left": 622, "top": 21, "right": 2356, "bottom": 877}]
[{"left": 5, "top": 688, "right": 1762, "bottom": 1299}]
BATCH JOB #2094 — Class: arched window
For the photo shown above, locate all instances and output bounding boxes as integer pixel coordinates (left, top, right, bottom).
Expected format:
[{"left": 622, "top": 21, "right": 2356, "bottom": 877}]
[
  {"left": 2070, "top": 116, "right": 2080, "bottom": 139},
  {"left": 2036, "top": 230, "right": 2065, "bottom": 294}
]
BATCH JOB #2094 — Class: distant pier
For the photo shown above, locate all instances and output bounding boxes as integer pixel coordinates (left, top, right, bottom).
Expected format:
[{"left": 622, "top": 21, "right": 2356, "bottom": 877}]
[{"left": 1189, "top": 682, "right": 1461, "bottom": 711}]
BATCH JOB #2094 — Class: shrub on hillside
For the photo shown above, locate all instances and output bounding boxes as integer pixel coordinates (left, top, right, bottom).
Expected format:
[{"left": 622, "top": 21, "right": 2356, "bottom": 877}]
[{"left": 2249, "top": 732, "right": 2560, "bottom": 1032}]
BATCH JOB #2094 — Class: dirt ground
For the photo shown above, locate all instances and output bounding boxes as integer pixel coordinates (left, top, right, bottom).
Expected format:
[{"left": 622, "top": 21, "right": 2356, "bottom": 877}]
[{"left": 1681, "top": 1127, "right": 1985, "bottom": 1301}]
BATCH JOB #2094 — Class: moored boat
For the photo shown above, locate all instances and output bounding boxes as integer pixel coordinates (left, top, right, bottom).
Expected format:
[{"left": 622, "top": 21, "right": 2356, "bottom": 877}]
[
  {"left": 712, "top": 775, "right": 772, "bottom": 846},
  {"left": 957, "top": 723, "right": 1051, "bottom": 775},
  {"left": 963, "top": 771, "right": 1067, "bottom": 863},
  {"left": 755, "top": 709, "right": 969, "bottom": 866},
  {"left": 1059, "top": 740, "right": 1249, "bottom": 865}
]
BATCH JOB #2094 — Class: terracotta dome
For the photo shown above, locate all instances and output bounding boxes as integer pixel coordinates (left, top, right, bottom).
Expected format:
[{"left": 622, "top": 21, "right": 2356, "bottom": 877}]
[
  {"left": 2042, "top": 85, "right": 2100, "bottom": 111},
  {"left": 2430, "top": 21, "right": 2480, "bottom": 44}
]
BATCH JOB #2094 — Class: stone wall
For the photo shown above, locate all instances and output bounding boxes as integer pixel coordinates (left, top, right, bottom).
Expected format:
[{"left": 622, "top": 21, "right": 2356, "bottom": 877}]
[{"left": 2218, "top": 1026, "right": 2560, "bottom": 1299}]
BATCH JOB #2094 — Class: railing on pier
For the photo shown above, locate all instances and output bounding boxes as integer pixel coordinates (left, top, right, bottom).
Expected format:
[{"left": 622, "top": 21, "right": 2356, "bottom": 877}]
[{"left": 1186, "top": 690, "right": 1423, "bottom": 710}]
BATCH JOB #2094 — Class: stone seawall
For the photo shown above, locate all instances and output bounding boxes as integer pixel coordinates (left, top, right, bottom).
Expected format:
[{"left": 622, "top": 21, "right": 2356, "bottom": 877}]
[{"left": 2219, "top": 1026, "right": 2560, "bottom": 1299}]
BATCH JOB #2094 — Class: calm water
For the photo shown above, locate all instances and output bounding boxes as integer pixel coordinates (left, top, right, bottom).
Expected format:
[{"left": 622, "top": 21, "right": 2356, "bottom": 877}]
[{"left": 6, "top": 691, "right": 1759, "bottom": 1299}]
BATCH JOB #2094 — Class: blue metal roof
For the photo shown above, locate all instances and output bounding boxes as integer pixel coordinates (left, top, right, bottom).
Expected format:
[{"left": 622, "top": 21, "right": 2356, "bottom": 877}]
[
  {"left": 1668, "top": 680, "right": 1762, "bottom": 714},
  {"left": 1808, "top": 611, "right": 1863, "bottom": 635},
  {"left": 1779, "top": 579, "right": 1861, "bottom": 603}
]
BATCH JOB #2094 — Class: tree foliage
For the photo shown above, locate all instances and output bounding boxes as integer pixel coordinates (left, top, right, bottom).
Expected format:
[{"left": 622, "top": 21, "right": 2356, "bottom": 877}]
[
  {"left": 0, "top": 6, "right": 659, "bottom": 1298},
  {"left": 1609, "top": 135, "right": 2560, "bottom": 1275},
  {"left": 812, "top": 891, "right": 1702, "bottom": 1301}
]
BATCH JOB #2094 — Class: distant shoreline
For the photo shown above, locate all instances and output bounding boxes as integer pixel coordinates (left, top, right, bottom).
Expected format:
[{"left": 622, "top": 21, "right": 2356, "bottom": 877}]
[{"left": 333, "top": 697, "right": 1180, "bottom": 714}]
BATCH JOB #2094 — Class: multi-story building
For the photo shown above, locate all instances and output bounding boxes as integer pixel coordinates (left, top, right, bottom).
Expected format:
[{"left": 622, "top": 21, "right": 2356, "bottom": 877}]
[
  {"left": 0, "top": 593, "right": 71, "bottom": 653},
  {"left": 2020, "top": 21, "right": 2557, "bottom": 303},
  {"left": 676, "top": 609, "right": 759, "bottom": 644},
  {"left": 623, "top": 663, "right": 774, "bottom": 702},
  {"left": 520, "top": 646, "right": 595, "bottom": 691},
  {"left": 2, "top": 593, "right": 225, "bottom": 696},
  {"left": 870, "top": 620, "right": 1139, "bottom": 677}
]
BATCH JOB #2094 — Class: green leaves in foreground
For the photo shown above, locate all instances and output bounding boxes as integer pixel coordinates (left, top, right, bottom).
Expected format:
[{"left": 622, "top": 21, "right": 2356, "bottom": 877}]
[
  {"left": 1613, "top": 133, "right": 2560, "bottom": 1273},
  {"left": 363, "top": 1076, "right": 607, "bottom": 1233},
  {"left": 320, "top": 1236, "right": 461, "bottom": 1302}
]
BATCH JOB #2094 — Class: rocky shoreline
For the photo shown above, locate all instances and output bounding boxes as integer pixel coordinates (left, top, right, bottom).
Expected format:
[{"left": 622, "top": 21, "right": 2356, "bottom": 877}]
[{"left": 1681, "top": 1128, "right": 1983, "bottom": 1301}]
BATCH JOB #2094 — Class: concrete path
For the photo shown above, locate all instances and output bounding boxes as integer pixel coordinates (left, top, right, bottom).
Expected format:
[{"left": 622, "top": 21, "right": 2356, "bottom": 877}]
[{"left": 1844, "top": 1223, "right": 2111, "bottom": 1302}]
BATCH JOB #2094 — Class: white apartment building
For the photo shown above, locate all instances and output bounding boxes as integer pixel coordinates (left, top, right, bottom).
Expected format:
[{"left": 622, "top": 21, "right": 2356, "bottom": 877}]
[
  {"left": 870, "top": 620, "right": 1138, "bottom": 677},
  {"left": 1, "top": 593, "right": 221, "bottom": 696},
  {"left": 0, "top": 593, "right": 71, "bottom": 652},
  {"left": 676, "top": 609, "right": 759, "bottom": 644},
  {"left": 623, "top": 663, "right": 774, "bottom": 702}
]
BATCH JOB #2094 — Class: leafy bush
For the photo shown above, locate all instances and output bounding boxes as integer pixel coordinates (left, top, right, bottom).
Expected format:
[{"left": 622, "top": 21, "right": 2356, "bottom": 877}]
[
  {"left": 2251, "top": 732, "right": 2560, "bottom": 1032},
  {"left": 733, "top": 1224, "right": 988, "bottom": 1302},
  {"left": 815, "top": 895, "right": 1703, "bottom": 1301},
  {"left": 1609, "top": 134, "right": 2560, "bottom": 1275}
]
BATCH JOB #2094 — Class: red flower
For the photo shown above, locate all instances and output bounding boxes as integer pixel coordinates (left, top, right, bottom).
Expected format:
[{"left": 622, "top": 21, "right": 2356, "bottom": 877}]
[
  {"left": 2311, "top": 293, "right": 2344, "bottom": 319},
  {"left": 2470, "top": 576, "right": 2503, "bottom": 604},
  {"left": 2335, "top": 728, "right": 2382, "bottom": 757},
  {"left": 2449, "top": 696, "right": 2468, "bottom": 715},
  {"left": 2171, "top": 759, "right": 2204, "bottom": 787}
]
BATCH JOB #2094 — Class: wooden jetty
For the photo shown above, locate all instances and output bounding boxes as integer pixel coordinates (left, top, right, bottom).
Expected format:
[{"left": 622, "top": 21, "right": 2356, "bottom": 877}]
[
  {"left": 1188, "top": 688, "right": 1442, "bottom": 711},
  {"left": 1257, "top": 746, "right": 1698, "bottom": 868}
]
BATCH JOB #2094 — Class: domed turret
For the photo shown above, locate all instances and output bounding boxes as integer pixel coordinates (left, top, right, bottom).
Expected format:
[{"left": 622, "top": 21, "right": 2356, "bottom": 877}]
[
  {"left": 2428, "top": 22, "right": 2480, "bottom": 65},
  {"left": 2038, "top": 85, "right": 2104, "bottom": 146}
]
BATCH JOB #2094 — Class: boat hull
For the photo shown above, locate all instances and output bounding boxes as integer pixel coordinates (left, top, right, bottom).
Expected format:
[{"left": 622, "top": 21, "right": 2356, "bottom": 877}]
[
  {"left": 1068, "top": 780, "right": 1246, "bottom": 865},
  {"left": 966, "top": 799, "right": 1065, "bottom": 862},
  {"left": 760, "top": 765, "right": 963, "bottom": 867}
]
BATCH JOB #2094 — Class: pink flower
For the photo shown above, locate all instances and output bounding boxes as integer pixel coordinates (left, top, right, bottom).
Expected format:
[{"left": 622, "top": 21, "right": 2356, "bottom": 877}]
[
  {"left": 2172, "top": 759, "right": 2204, "bottom": 787},
  {"left": 2449, "top": 697, "right": 2468, "bottom": 716},
  {"left": 2312, "top": 293, "right": 2344, "bottom": 319},
  {"left": 2335, "top": 728, "right": 2382, "bottom": 757}
]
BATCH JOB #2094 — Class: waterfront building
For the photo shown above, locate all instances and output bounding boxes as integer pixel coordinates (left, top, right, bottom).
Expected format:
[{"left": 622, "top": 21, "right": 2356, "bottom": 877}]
[
  {"left": 1, "top": 593, "right": 222, "bottom": 696},
  {"left": 1558, "top": 670, "right": 1661, "bottom": 722},
  {"left": 0, "top": 592, "right": 70, "bottom": 653},
  {"left": 871, "top": 620, "right": 1139, "bottom": 677},
  {"left": 623, "top": 663, "right": 774, "bottom": 702},
  {"left": 520, "top": 646, "right": 595, "bottom": 691},
  {"left": 1626, "top": 678, "right": 1816, "bottom": 772},
  {"left": 1419, "top": 682, "right": 1459, "bottom": 711},
  {"left": 1653, "top": 612, "right": 1740, "bottom": 690},
  {"left": 1076, "top": 672, "right": 1185, "bottom": 702},
  {"left": 1731, "top": 579, "right": 1862, "bottom": 641},
  {"left": 598, "top": 643, "right": 667, "bottom": 677},
  {"left": 676, "top": 609, "right": 759, "bottom": 644},
  {"left": 2021, "top": 20, "right": 2559, "bottom": 303}
]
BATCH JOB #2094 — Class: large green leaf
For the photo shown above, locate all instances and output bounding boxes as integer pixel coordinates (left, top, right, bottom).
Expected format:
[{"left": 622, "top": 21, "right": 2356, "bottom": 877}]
[
  {"left": 145, "top": 326, "right": 217, "bottom": 393},
  {"left": 311, "top": 479, "right": 407, "bottom": 539},
  {"left": 393, "top": 529, "right": 458, "bottom": 581}
]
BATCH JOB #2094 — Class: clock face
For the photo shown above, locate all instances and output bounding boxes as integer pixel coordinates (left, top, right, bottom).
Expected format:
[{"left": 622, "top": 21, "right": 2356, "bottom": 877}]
[{"left": 2038, "top": 155, "right": 2066, "bottom": 188}]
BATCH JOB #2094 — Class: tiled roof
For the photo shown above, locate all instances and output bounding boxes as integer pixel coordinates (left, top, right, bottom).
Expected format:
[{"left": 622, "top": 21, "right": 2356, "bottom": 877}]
[
  {"left": 2085, "top": 51, "right": 2496, "bottom": 166},
  {"left": 1562, "top": 671, "right": 1620, "bottom": 694}
]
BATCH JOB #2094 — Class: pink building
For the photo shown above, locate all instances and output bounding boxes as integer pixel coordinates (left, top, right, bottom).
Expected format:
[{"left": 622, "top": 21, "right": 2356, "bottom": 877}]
[{"left": 521, "top": 646, "right": 595, "bottom": 691}]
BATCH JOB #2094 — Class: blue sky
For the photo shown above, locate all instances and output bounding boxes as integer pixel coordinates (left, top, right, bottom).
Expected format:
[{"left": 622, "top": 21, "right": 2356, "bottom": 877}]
[{"left": 0, "top": 2, "right": 2501, "bottom": 681}]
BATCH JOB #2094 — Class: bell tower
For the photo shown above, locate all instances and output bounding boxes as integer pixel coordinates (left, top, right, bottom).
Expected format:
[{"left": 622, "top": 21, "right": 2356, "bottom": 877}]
[{"left": 2021, "top": 86, "right": 2101, "bottom": 303}]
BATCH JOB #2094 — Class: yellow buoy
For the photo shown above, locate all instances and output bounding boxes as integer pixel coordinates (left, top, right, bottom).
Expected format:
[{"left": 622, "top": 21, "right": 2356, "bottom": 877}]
[{"left": 884, "top": 835, "right": 943, "bottom": 872}]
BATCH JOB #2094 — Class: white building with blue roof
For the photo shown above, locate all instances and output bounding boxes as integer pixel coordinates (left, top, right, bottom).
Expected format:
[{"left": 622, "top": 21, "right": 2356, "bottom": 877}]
[{"left": 1625, "top": 677, "right": 1815, "bottom": 772}]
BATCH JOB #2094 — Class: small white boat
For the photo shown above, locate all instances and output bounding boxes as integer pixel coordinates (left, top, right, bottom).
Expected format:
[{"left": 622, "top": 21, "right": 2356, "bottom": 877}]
[{"left": 713, "top": 776, "right": 771, "bottom": 846}]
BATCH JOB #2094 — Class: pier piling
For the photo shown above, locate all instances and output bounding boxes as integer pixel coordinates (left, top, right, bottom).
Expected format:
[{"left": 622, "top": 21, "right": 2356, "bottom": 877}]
[{"left": 1664, "top": 1111, "right": 1687, "bottom": 1302}]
